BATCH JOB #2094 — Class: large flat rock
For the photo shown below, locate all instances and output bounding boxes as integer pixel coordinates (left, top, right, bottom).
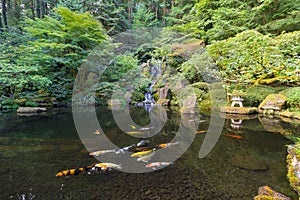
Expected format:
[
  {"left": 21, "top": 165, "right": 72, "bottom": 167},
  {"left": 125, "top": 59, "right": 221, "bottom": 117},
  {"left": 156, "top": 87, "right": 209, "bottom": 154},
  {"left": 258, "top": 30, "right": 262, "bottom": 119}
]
[
  {"left": 17, "top": 107, "right": 47, "bottom": 113},
  {"left": 220, "top": 106, "right": 258, "bottom": 114}
]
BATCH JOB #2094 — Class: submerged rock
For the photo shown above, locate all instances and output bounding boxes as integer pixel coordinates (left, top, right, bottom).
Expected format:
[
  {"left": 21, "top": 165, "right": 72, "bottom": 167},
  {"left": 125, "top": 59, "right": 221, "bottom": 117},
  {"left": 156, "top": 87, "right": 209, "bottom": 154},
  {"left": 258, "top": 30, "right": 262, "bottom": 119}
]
[
  {"left": 17, "top": 107, "right": 47, "bottom": 113},
  {"left": 231, "top": 155, "right": 268, "bottom": 171},
  {"left": 254, "top": 186, "right": 291, "bottom": 200}
]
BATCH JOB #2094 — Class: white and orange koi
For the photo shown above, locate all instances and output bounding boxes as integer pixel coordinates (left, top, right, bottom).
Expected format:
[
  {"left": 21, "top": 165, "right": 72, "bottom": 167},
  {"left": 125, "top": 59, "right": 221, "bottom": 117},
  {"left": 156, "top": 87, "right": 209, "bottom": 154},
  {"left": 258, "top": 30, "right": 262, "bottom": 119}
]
[
  {"left": 158, "top": 141, "right": 178, "bottom": 148},
  {"left": 89, "top": 149, "right": 116, "bottom": 156},
  {"left": 95, "top": 163, "right": 122, "bottom": 170},
  {"left": 145, "top": 162, "right": 172, "bottom": 170}
]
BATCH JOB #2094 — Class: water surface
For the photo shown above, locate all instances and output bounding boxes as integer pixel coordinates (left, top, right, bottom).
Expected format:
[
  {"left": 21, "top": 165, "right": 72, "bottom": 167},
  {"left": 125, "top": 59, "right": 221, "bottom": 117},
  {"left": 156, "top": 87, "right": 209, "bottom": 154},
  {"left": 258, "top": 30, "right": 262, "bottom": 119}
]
[{"left": 0, "top": 107, "right": 299, "bottom": 199}]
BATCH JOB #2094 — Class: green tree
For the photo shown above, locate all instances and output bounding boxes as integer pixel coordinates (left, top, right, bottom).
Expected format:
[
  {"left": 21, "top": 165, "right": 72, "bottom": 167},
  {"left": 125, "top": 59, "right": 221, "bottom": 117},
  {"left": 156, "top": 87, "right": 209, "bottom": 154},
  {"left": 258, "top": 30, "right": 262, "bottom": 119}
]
[{"left": 24, "top": 7, "right": 109, "bottom": 100}]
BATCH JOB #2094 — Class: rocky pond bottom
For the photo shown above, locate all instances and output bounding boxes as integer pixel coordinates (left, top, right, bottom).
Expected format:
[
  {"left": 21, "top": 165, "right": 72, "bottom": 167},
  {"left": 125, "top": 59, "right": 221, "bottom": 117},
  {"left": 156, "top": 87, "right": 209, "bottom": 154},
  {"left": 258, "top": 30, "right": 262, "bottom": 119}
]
[{"left": 0, "top": 107, "right": 299, "bottom": 199}]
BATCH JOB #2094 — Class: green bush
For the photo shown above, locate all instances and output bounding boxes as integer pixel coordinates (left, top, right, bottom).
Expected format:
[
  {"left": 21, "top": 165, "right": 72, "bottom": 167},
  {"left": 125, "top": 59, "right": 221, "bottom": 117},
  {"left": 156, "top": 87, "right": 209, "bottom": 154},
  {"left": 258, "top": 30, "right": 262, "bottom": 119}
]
[
  {"left": 24, "top": 101, "right": 38, "bottom": 107},
  {"left": 280, "top": 87, "right": 300, "bottom": 111},
  {"left": 0, "top": 99, "right": 19, "bottom": 110},
  {"left": 243, "top": 85, "right": 276, "bottom": 107}
]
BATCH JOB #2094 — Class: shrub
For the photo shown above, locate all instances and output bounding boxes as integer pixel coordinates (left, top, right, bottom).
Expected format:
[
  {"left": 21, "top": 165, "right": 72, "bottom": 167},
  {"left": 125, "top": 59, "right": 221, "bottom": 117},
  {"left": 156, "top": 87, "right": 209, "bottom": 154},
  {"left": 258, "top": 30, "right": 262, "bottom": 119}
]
[
  {"left": 243, "top": 85, "right": 276, "bottom": 107},
  {"left": 280, "top": 87, "right": 300, "bottom": 111}
]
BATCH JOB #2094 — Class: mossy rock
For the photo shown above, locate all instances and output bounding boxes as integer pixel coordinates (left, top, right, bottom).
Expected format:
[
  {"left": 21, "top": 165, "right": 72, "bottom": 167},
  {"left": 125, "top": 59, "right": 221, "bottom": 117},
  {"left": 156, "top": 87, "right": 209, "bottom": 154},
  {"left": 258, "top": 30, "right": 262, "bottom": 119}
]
[
  {"left": 259, "top": 94, "right": 287, "bottom": 111},
  {"left": 254, "top": 186, "right": 291, "bottom": 200},
  {"left": 13, "top": 99, "right": 27, "bottom": 106},
  {"left": 30, "top": 97, "right": 57, "bottom": 107},
  {"left": 191, "top": 82, "right": 208, "bottom": 91},
  {"left": 220, "top": 106, "right": 258, "bottom": 114}
]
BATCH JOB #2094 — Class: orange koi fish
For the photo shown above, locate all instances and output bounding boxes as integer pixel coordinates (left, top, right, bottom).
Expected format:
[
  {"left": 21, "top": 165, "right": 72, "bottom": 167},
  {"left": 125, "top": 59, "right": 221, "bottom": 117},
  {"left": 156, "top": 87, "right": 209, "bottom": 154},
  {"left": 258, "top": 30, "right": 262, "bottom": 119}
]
[
  {"left": 223, "top": 134, "right": 243, "bottom": 139},
  {"left": 94, "top": 129, "right": 101, "bottom": 135},
  {"left": 56, "top": 167, "right": 85, "bottom": 177},
  {"left": 158, "top": 142, "right": 178, "bottom": 148}
]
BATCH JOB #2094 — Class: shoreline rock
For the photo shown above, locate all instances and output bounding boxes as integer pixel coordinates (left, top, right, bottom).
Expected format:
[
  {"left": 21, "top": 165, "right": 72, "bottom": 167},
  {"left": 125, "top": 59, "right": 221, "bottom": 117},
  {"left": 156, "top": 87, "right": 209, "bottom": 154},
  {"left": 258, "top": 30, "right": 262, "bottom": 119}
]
[
  {"left": 17, "top": 107, "right": 47, "bottom": 113},
  {"left": 220, "top": 106, "right": 258, "bottom": 115},
  {"left": 254, "top": 186, "right": 291, "bottom": 200}
]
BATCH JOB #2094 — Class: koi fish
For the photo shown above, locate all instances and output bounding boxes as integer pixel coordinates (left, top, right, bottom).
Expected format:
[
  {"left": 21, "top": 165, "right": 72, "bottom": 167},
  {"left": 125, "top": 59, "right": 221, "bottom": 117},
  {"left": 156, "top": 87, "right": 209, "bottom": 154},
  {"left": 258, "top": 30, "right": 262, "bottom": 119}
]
[
  {"left": 95, "top": 163, "right": 122, "bottom": 170},
  {"left": 89, "top": 149, "right": 116, "bottom": 156},
  {"left": 94, "top": 129, "right": 101, "bottom": 135},
  {"left": 56, "top": 167, "right": 85, "bottom": 177},
  {"left": 134, "top": 146, "right": 154, "bottom": 152},
  {"left": 130, "top": 125, "right": 136, "bottom": 129},
  {"left": 137, "top": 151, "right": 155, "bottom": 163},
  {"left": 223, "top": 134, "right": 243, "bottom": 139},
  {"left": 115, "top": 145, "right": 135, "bottom": 154},
  {"left": 131, "top": 149, "right": 154, "bottom": 157},
  {"left": 195, "top": 130, "right": 207, "bottom": 134},
  {"left": 127, "top": 131, "right": 144, "bottom": 135},
  {"left": 157, "top": 142, "right": 178, "bottom": 148},
  {"left": 139, "top": 127, "right": 154, "bottom": 131},
  {"left": 145, "top": 162, "right": 172, "bottom": 170},
  {"left": 137, "top": 140, "right": 150, "bottom": 147}
]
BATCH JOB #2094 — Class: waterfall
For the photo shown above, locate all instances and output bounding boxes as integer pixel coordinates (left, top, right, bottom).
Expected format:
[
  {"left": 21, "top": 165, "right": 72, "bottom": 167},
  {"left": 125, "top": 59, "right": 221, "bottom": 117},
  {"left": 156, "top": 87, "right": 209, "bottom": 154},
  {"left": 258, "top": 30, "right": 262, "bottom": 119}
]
[{"left": 143, "top": 60, "right": 162, "bottom": 105}]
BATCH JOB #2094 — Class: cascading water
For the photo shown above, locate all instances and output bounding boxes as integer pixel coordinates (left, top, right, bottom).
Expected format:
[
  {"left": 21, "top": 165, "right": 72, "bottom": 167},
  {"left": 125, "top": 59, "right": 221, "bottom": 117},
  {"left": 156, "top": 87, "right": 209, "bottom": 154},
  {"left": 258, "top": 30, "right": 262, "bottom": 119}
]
[{"left": 143, "top": 60, "right": 162, "bottom": 106}]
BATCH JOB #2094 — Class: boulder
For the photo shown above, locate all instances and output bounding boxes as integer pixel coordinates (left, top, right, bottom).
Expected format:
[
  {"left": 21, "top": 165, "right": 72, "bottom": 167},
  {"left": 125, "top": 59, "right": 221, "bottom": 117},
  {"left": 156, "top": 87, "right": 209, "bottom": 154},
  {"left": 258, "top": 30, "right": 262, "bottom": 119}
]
[
  {"left": 287, "top": 145, "right": 300, "bottom": 195},
  {"left": 254, "top": 186, "right": 291, "bottom": 200},
  {"left": 220, "top": 106, "right": 258, "bottom": 115},
  {"left": 259, "top": 94, "right": 286, "bottom": 111},
  {"left": 156, "top": 99, "right": 170, "bottom": 106},
  {"left": 17, "top": 107, "right": 47, "bottom": 113},
  {"left": 124, "top": 92, "right": 132, "bottom": 104},
  {"left": 108, "top": 99, "right": 121, "bottom": 106},
  {"left": 159, "top": 86, "right": 170, "bottom": 99},
  {"left": 179, "top": 94, "right": 197, "bottom": 114}
]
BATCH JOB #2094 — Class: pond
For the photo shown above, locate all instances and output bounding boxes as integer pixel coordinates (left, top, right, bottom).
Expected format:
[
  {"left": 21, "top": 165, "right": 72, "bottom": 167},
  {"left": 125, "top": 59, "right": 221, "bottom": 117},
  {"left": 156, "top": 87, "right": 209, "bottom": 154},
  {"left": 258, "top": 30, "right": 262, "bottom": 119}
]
[{"left": 0, "top": 106, "right": 299, "bottom": 200}]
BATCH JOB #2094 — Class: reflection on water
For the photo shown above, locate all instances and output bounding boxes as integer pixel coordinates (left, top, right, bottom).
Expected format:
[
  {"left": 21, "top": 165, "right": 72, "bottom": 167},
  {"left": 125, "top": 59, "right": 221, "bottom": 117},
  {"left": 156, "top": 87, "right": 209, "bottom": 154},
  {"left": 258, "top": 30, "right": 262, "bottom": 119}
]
[{"left": 0, "top": 107, "right": 299, "bottom": 199}]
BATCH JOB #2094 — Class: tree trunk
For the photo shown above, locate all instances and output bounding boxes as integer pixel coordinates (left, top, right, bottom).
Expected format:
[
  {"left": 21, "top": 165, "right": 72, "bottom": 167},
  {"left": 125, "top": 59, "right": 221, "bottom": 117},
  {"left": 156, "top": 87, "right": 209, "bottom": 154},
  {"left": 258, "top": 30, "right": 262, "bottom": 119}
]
[
  {"left": 155, "top": 6, "right": 158, "bottom": 21},
  {"left": 41, "top": 1, "right": 46, "bottom": 17},
  {"left": 127, "top": 0, "right": 132, "bottom": 21},
  {"left": 36, "top": 0, "right": 41, "bottom": 18},
  {"left": 171, "top": 0, "right": 174, "bottom": 8},
  {"left": 2, "top": 0, "right": 8, "bottom": 27},
  {"left": 30, "top": 0, "right": 35, "bottom": 19},
  {"left": 0, "top": 12, "right": 3, "bottom": 30}
]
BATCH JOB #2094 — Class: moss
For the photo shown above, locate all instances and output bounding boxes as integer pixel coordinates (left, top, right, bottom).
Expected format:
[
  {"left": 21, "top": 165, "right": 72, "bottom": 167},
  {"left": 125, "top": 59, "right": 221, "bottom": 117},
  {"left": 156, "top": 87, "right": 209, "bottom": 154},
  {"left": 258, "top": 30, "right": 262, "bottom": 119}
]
[
  {"left": 199, "top": 100, "right": 212, "bottom": 112},
  {"left": 243, "top": 85, "right": 277, "bottom": 107},
  {"left": 280, "top": 87, "right": 300, "bottom": 111}
]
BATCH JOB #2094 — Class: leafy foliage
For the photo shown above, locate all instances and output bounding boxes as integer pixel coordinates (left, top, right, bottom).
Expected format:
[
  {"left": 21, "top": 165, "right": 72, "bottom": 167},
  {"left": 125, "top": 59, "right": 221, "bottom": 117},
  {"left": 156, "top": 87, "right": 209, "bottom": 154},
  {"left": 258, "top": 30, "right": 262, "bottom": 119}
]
[
  {"left": 280, "top": 87, "right": 300, "bottom": 111},
  {"left": 172, "top": 0, "right": 300, "bottom": 42},
  {"left": 23, "top": 7, "right": 109, "bottom": 100},
  {"left": 207, "top": 30, "right": 299, "bottom": 85}
]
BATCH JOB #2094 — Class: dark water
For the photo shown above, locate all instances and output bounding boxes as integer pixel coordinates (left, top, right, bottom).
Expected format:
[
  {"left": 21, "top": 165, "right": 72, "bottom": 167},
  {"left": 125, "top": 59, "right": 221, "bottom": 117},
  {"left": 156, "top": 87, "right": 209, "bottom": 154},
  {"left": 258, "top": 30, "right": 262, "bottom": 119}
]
[{"left": 0, "top": 106, "right": 299, "bottom": 200}]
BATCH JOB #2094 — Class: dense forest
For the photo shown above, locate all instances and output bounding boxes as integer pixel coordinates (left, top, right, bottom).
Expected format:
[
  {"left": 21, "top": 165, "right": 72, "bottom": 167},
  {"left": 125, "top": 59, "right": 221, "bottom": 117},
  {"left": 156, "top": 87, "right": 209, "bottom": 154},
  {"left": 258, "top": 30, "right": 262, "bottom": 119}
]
[{"left": 0, "top": 0, "right": 299, "bottom": 111}]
